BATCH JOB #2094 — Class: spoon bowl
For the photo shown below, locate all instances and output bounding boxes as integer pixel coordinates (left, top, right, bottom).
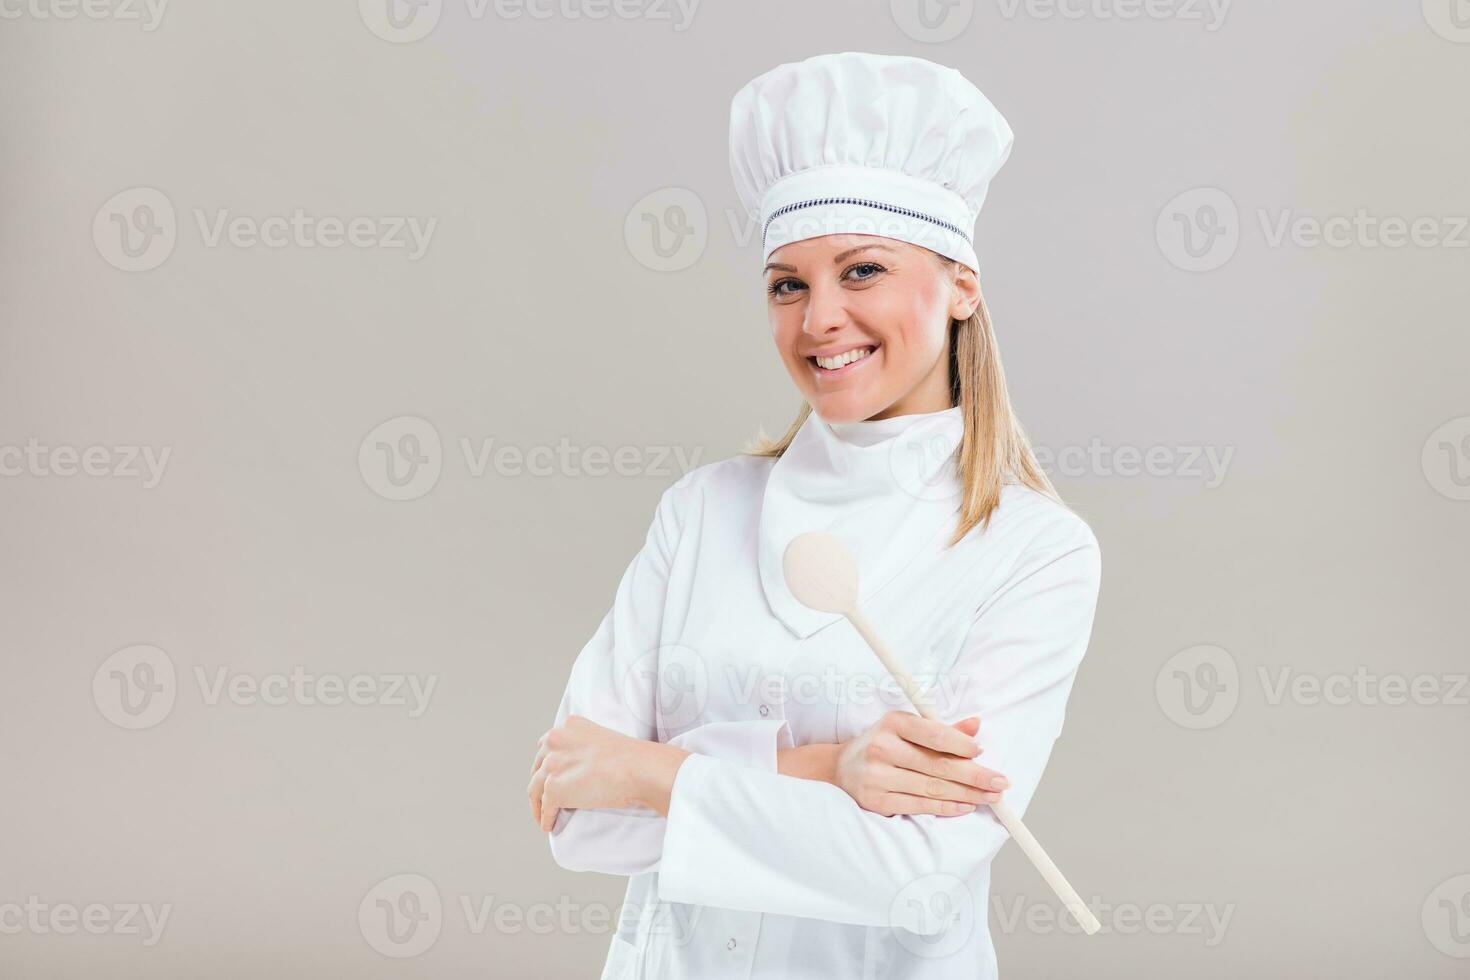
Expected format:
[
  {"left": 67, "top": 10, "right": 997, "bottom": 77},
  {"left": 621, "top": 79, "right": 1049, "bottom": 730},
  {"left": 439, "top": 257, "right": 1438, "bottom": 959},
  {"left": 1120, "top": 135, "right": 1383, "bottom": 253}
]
[{"left": 782, "top": 531, "right": 859, "bottom": 615}]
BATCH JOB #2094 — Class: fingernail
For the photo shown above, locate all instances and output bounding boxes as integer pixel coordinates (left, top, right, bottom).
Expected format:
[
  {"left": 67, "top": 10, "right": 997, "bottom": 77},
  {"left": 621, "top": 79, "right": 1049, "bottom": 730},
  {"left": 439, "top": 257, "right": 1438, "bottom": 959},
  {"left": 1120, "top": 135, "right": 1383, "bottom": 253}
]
[{"left": 991, "top": 776, "right": 1009, "bottom": 790}]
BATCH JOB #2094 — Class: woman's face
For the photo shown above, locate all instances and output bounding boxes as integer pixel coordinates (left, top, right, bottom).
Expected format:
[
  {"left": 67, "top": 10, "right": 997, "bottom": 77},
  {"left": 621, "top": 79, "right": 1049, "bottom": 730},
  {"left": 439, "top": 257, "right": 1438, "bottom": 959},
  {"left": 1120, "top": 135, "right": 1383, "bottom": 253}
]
[{"left": 764, "top": 234, "right": 980, "bottom": 422}]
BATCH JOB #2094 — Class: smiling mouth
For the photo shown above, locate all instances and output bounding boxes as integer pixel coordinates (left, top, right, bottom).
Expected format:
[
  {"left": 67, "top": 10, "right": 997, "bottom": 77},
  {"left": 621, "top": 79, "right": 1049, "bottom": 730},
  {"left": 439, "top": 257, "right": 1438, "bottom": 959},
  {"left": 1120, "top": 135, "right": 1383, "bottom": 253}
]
[{"left": 807, "top": 344, "right": 879, "bottom": 378}]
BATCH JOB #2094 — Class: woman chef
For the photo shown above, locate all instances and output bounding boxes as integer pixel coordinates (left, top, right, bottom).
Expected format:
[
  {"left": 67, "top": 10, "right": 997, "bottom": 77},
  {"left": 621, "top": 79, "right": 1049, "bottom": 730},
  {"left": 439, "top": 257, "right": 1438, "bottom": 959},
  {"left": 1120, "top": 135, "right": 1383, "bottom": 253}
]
[{"left": 527, "top": 51, "right": 1102, "bottom": 980}]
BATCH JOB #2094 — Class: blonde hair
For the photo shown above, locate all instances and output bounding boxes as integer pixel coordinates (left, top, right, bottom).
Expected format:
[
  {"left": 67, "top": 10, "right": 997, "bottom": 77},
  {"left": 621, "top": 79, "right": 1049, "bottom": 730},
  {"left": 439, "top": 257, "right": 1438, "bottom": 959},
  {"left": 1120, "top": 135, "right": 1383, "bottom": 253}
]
[{"left": 742, "top": 262, "right": 1060, "bottom": 545}]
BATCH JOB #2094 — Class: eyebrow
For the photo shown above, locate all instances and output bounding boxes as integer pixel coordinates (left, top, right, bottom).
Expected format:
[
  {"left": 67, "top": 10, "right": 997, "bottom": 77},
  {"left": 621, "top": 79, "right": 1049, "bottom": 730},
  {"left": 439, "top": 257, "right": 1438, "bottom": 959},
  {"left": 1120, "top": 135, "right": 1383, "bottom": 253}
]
[{"left": 762, "top": 242, "right": 896, "bottom": 275}]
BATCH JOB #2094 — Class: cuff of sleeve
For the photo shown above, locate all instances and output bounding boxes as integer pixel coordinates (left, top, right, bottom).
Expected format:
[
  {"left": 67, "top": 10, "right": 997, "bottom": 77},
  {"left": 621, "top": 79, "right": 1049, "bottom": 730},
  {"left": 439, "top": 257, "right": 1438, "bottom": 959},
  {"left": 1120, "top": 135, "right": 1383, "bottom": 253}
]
[
  {"left": 665, "top": 718, "right": 792, "bottom": 772},
  {"left": 658, "top": 751, "right": 720, "bottom": 905}
]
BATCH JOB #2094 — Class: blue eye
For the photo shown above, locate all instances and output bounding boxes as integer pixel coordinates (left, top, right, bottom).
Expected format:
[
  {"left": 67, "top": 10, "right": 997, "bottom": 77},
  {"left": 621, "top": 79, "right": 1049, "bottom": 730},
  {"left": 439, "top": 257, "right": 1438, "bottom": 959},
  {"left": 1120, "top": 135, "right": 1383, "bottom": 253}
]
[{"left": 767, "top": 263, "right": 884, "bottom": 299}]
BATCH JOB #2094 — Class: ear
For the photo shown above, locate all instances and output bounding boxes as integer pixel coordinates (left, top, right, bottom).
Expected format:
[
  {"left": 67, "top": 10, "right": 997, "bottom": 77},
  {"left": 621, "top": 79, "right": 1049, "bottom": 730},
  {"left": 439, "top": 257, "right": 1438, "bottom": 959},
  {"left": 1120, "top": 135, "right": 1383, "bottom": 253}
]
[{"left": 948, "top": 261, "right": 982, "bottom": 320}]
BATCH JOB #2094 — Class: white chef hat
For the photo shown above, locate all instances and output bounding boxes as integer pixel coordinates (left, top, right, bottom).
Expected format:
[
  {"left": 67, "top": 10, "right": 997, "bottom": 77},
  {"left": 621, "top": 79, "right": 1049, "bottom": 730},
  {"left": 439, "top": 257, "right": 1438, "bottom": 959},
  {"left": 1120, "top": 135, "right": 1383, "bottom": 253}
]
[{"left": 729, "top": 51, "right": 1014, "bottom": 276}]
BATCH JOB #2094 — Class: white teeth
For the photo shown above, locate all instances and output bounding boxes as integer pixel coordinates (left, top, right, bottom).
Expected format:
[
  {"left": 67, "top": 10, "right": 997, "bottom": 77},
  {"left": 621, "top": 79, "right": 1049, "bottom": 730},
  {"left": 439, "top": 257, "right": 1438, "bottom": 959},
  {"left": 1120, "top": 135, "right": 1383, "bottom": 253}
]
[{"left": 814, "top": 346, "right": 874, "bottom": 370}]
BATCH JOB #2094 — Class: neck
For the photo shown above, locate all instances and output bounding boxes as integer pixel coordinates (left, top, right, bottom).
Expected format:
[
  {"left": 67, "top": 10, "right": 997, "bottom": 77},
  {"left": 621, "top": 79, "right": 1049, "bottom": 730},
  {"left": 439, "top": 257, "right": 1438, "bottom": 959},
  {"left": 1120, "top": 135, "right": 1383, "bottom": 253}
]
[{"left": 867, "top": 389, "right": 954, "bottom": 421}]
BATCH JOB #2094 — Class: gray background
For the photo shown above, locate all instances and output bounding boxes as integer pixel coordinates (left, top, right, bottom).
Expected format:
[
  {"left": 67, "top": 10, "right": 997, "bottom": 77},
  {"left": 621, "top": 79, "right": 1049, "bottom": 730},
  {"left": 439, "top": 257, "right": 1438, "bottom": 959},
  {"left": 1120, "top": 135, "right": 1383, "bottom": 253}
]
[{"left": 2, "top": 1, "right": 1468, "bottom": 976}]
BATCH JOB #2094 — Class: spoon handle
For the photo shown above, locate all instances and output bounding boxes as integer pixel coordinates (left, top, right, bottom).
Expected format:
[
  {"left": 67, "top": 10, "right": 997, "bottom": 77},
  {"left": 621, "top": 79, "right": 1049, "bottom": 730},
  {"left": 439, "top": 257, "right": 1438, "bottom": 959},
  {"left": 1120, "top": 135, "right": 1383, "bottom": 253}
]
[{"left": 845, "top": 606, "right": 1101, "bottom": 936}]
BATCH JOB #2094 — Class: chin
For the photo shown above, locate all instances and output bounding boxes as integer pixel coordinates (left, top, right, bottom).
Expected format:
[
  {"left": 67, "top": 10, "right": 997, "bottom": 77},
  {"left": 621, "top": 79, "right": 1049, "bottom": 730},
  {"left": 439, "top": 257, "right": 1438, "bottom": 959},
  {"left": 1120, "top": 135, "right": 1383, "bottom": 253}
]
[
  {"left": 791, "top": 345, "right": 902, "bottom": 422},
  {"left": 807, "top": 390, "right": 884, "bottom": 423}
]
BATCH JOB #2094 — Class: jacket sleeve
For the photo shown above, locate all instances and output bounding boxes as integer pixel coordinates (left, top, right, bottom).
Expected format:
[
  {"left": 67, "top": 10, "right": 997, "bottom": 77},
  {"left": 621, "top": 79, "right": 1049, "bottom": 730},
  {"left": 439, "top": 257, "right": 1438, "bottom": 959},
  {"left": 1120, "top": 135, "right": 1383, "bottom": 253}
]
[
  {"left": 656, "top": 519, "right": 1102, "bottom": 935},
  {"left": 546, "top": 477, "right": 791, "bottom": 876}
]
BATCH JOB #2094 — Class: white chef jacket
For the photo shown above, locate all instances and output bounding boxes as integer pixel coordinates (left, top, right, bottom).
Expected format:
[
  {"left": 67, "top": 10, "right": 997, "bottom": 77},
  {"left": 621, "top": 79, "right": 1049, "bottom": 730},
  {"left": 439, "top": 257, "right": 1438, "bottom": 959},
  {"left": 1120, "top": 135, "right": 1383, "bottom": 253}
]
[{"left": 547, "top": 404, "right": 1102, "bottom": 979}]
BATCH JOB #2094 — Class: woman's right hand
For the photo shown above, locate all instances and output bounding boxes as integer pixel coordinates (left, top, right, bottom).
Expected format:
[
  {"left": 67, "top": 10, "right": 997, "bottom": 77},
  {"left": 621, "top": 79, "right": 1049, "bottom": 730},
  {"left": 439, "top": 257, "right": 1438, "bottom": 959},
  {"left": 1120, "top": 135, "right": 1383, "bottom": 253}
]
[{"left": 833, "top": 711, "right": 1008, "bottom": 817}]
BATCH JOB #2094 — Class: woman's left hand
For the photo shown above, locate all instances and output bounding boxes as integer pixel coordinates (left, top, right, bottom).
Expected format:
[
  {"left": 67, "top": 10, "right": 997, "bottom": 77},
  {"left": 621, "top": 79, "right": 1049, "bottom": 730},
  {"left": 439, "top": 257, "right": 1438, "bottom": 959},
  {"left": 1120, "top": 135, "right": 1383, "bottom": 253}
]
[{"left": 528, "top": 715, "right": 688, "bottom": 832}]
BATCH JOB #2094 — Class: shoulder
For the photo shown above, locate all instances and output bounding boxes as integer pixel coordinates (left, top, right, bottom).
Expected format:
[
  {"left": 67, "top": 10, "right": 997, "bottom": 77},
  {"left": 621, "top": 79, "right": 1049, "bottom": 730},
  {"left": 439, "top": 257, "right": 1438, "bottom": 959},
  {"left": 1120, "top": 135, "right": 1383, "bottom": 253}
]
[
  {"left": 654, "top": 451, "right": 774, "bottom": 520},
  {"left": 641, "top": 453, "right": 771, "bottom": 559},
  {"left": 995, "top": 484, "right": 1099, "bottom": 552},
  {"left": 965, "top": 484, "right": 1101, "bottom": 587}
]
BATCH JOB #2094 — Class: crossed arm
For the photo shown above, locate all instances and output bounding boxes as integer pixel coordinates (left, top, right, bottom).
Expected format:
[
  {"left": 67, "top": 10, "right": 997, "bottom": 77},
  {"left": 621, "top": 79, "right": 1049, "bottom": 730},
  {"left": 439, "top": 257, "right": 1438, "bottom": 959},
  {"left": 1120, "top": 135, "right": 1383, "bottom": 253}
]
[
  {"left": 525, "top": 483, "right": 1099, "bottom": 930},
  {"left": 527, "top": 710, "right": 1003, "bottom": 827}
]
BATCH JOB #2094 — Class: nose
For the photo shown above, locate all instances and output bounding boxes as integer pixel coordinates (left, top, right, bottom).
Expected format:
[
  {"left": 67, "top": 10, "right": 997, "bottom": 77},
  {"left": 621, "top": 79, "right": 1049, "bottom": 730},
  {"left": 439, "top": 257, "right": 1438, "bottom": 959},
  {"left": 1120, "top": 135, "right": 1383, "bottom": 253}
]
[{"left": 802, "top": 280, "right": 849, "bottom": 337}]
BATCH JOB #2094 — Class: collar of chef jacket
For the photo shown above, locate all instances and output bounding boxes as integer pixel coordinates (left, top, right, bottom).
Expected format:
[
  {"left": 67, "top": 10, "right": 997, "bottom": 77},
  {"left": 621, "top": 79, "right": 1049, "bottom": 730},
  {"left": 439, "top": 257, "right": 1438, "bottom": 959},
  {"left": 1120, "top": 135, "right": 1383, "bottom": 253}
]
[{"left": 757, "top": 403, "right": 966, "bottom": 640}]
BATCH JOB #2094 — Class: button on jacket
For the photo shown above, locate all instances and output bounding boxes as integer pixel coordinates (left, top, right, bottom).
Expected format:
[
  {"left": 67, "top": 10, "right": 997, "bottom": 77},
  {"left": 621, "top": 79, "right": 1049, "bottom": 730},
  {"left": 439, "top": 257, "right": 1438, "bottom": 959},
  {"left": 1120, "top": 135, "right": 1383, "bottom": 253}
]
[{"left": 547, "top": 405, "right": 1102, "bottom": 979}]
